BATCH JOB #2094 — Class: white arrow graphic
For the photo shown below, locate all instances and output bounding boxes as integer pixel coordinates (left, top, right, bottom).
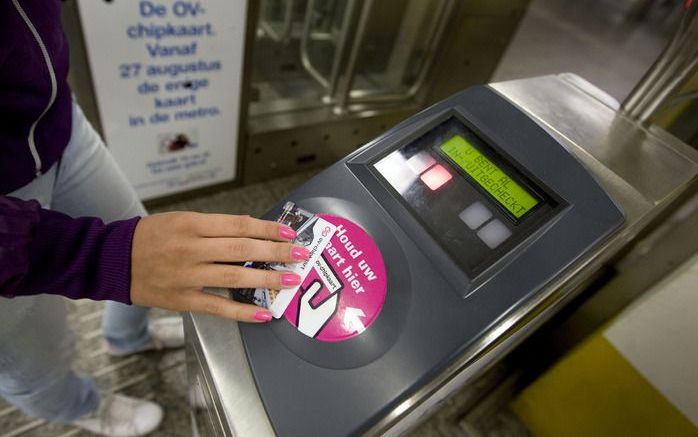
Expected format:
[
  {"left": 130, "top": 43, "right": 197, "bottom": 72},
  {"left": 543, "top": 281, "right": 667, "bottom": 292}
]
[
  {"left": 343, "top": 307, "right": 366, "bottom": 334},
  {"left": 297, "top": 281, "right": 339, "bottom": 338}
]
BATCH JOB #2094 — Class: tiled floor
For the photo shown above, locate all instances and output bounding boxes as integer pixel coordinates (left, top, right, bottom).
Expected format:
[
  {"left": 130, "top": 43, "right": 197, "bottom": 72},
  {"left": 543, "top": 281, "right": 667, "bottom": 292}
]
[
  {"left": 0, "top": 301, "right": 188, "bottom": 437},
  {"left": 1, "top": 0, "right": 682, "bottom": 435}
]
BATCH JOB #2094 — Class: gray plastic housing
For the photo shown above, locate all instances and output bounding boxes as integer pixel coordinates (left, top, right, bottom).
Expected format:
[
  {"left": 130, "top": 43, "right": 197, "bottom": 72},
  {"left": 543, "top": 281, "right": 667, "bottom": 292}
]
[{"left": 237, "top": 85, "right": 624, "bottom": 436}]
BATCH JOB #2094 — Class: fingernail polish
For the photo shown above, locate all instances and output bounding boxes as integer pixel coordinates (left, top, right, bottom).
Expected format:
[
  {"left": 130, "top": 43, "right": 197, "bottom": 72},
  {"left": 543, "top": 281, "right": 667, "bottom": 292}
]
[
  {"left": 279, "top": 226, "right": 296, "bottom": 240},
  {"left": 291, "top": 246, "right": 310, "bottom": 261},
  {"left": 254, "top": 311, "right": 273, "bottom": 322},
  {"left": 281, "top": 273, "right": 301, "bottom": 286}
]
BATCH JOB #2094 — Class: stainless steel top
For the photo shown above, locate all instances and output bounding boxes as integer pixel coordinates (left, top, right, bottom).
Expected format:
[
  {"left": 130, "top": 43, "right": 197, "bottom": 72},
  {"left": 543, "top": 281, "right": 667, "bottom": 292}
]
[
  {"left": 496, "top": 74, "right": 697, "bottom": 209},
  {"left": 188, "top": 306, "right": 275, "bottom": 436},
  {"left": 186, "top": 74, "right": 698, "bottom": 437}
]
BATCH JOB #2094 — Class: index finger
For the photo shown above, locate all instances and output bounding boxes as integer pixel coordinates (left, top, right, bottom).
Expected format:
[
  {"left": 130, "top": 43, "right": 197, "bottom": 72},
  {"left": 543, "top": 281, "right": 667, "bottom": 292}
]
[{"left": 194, "top": 214, "right": 296, "bottom": 241}]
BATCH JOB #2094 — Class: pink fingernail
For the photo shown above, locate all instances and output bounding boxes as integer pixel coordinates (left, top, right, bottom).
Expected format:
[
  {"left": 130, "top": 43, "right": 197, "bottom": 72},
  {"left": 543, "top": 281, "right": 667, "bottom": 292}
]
[
  {"left": 254, "top": 310, "right": 273, "bottom": 322},
  {"left": 291, "top": 246, "right": 310, "bottom": 261},
  {"left": 279, "top": 226, "right": 296, "bottom": 240},
  {"left": 281, "top": 273, "right": 301, "bottom": 286}
]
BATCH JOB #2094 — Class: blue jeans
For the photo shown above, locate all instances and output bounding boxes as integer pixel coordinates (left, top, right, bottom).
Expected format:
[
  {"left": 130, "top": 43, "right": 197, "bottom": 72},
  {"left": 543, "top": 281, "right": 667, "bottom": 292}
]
[{"left": 0, "top": 103, "right": 151, "bottom": 422}]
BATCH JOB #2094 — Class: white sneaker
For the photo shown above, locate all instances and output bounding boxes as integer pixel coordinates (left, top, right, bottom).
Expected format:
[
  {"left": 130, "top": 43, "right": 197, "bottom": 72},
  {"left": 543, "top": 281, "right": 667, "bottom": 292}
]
[
  {"left": 72, "top": 393, "right": 163, "bottom": 437},
  {"left": 107, "top": 317, "right": 185, "bottom": 357}
]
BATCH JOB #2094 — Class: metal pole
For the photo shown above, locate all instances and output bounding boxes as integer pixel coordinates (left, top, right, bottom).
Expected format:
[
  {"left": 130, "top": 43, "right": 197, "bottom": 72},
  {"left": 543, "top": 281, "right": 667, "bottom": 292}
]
[
  {"left": 621, "top": 0, "right": 698, "bottom": 124},
  {"left": 333, "top": 0, "right": 373, "bottom": 115}
]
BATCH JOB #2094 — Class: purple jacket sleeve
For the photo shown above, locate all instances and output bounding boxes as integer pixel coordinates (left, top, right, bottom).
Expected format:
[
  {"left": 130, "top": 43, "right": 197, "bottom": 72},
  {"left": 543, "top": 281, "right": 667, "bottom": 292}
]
[{"left": 0, "top": 195, "right": 140, "bottom": 304}]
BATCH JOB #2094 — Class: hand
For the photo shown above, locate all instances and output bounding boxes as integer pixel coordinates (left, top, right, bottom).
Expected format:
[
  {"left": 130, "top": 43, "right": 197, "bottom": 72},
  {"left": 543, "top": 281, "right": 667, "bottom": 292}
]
[{"left": 130, "top": 212, "right": 309, "bottom": 323}]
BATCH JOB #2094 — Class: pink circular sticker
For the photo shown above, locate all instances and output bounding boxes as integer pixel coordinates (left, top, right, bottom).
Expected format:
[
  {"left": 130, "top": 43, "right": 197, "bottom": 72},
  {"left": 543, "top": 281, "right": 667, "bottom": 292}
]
[{"left": 284, "top": 215, "right": 387, "bottom": 342}]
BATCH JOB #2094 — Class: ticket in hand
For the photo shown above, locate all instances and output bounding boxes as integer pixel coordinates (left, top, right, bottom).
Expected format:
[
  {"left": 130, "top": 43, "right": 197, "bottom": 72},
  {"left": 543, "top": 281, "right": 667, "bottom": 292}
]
[{"left": 232, "top": 202, "right": 337, "bottom": 318}]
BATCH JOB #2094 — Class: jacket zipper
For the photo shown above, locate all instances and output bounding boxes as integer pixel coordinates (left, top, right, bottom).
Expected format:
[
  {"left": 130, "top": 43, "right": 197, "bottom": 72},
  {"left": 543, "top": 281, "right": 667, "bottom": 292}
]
[{"left": 12, "top": 0, "right": 59, "bottom": 177}]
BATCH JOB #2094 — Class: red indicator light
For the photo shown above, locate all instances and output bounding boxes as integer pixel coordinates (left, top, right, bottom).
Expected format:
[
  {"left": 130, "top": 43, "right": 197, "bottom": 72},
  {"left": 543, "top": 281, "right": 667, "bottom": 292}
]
[{"left": 420, "top": 164, "right": 452, "bottom": 190}]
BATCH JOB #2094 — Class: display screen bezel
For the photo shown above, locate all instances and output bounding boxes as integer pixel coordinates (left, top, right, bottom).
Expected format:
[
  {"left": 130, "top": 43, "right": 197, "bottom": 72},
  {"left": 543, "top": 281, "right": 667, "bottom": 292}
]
[
  {"left": 371, "top": 113, "right": 555, "bottom": 225},
  {"left": 343, "top": 87, "right": 620, "bottom": 301},
  {"left": 358, "top": 110, "right": 566, "bottom": 282}
]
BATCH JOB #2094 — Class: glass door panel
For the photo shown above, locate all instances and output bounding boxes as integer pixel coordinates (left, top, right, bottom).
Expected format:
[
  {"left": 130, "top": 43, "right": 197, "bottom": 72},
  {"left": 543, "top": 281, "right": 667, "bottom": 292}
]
[
  {"left": 343, "top": 0, "right": 454, "bottom": 106},
  {"left": 249, "top": 0, "right": 452, "bottom": 117}
]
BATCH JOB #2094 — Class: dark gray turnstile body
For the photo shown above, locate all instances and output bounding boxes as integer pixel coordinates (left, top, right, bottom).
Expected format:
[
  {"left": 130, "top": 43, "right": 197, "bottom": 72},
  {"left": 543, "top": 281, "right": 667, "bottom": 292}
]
[{"left": 185, "top": 74, "right": 698, "bottom": 437}]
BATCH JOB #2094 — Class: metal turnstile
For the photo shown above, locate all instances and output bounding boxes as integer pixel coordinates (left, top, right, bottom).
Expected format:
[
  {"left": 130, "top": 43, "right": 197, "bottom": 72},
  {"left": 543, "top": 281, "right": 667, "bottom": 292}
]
[{"left": 185, "top": 74, "right": 698, "bottom": 436}]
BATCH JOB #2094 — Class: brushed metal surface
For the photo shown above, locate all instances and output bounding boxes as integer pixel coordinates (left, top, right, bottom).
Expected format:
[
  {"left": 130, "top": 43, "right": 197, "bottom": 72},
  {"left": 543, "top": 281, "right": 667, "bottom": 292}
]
[{"left": 186, "top": 296, "right": 275, "bottom": 437}]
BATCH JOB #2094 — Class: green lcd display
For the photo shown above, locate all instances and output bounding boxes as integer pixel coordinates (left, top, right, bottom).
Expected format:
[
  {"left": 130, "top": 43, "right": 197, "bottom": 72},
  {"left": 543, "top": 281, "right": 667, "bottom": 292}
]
[{"left": 440, "top": 135, "right": 539, "bottom": 219}]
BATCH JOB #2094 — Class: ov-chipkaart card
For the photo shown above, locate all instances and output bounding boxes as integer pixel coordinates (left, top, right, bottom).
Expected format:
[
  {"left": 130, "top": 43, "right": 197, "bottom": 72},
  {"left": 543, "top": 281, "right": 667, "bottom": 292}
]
[{"left": 232, "top": 202, "right": 337, "bottom": 318}]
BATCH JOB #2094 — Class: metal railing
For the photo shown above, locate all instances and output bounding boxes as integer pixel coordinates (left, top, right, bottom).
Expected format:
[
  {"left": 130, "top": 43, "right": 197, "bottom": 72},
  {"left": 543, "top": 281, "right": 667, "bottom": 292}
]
[
  {"left": 300, "top": 0, "right": 358, "bottom": 93},
  {"left": 298, "top": 0, "right": 455, "bottom": 114},
  {"left": 259, "top": 0, "right": 297, "bottom": 43},
  {"left": 622, "top": 0, "right": 698, "bottom": 123}
]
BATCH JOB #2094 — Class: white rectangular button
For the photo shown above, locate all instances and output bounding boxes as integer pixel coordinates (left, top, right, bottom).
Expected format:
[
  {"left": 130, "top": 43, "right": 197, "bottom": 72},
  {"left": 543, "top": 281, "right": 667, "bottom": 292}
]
[
  {"left": 459, "top": 201, "right": 492, "bottom": 230},
  {"left": 477, "top": 219, "right": 512, "bottom": 249},
  {"left": 406, "top": 151, "right": 436, "bottom": 174}
]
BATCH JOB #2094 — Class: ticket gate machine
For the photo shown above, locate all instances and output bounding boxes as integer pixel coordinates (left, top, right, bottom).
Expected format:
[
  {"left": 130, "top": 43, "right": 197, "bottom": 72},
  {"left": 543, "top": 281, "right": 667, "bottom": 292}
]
[{"left": 185, "top": 74, "right": 698, "bottom": 436}]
